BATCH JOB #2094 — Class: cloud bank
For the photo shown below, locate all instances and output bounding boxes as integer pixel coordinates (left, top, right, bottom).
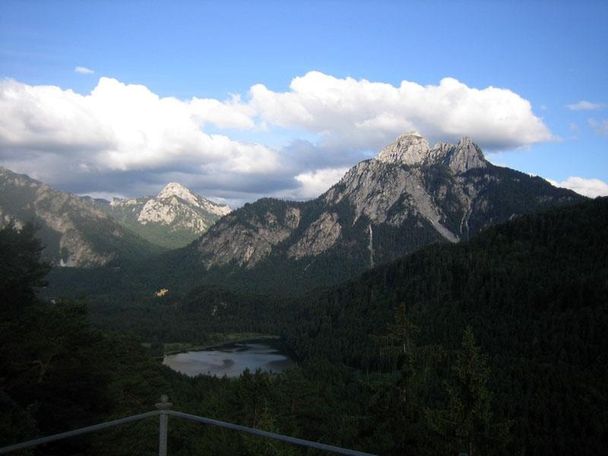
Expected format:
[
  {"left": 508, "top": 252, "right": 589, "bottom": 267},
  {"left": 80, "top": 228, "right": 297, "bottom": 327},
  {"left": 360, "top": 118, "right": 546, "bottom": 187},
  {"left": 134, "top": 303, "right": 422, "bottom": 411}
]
[
  {"left": 0, "top": 77, "right": 279, "bottom": 202},
  {"left": 0, "top": 72, "right": 554, "bottom": 204},
  {"left": 250, "top": 71, "right": 553, "bottom": 151}
]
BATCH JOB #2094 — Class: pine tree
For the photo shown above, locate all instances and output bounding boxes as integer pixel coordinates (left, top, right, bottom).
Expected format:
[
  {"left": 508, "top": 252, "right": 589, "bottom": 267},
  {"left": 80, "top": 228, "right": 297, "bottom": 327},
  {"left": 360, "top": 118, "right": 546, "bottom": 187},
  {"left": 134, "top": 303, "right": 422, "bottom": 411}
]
[{"left": 425, "top": 326, "right": 509, "bottom": 455}]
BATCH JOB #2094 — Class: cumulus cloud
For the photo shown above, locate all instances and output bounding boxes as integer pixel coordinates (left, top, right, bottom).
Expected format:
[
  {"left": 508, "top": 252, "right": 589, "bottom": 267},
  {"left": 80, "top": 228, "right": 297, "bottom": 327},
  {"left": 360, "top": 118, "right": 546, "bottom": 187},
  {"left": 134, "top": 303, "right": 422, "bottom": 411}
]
[
  {"left": 567, "top": 100, "right": 605, "bottom": 111},
  {"left": 548, "top": 177, "right": 608, "bottom": 198},
  {"left": 588, "top": 118, "right": 608, "bottom": 136},
  {"left": 250, "top": 71, "right": 553, "bottom": 151},
  {"left": 74, "top": 66, "right": 95, "bottom": 75},
  {"left": 0, "top": 72, "right": 555, "bottom": 204},
  {"left": 0, "top": 78, "right": 279, "bottom": 191}
]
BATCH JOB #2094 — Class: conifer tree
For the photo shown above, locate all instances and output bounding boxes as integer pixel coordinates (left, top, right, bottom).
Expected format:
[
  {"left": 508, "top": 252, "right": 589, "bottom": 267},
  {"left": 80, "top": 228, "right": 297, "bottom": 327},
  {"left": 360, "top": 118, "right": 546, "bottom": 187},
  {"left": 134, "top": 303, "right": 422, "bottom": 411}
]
[{"left": 426, "top": 326, "right": 509, "bottom": 455}]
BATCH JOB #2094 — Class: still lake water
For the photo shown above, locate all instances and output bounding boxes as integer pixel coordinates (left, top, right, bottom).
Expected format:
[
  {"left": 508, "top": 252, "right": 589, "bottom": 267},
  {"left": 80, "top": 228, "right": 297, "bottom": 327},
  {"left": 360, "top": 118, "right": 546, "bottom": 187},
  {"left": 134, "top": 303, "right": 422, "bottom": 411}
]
[{"left": 163, "top": 341, "right": 296, "bottom": 378}]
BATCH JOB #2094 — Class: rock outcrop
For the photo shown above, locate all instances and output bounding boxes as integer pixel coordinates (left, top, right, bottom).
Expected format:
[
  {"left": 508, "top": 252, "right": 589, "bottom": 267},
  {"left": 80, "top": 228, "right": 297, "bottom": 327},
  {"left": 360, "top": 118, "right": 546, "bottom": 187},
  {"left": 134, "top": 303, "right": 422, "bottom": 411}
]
[
  {"left": 377, "top": 132, "right": 487, "bottom": 173},
  {"left": 197, "top": 201, "right": 301, "bottom": 268}
]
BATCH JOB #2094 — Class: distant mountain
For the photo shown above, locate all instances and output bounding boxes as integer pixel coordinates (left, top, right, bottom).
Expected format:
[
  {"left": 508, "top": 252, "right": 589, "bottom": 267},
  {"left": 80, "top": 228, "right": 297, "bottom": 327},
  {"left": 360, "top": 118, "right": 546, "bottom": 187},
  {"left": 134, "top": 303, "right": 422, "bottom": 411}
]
[
  {"left": 43, "top": 133, "right": 586, "bottom": 297},
  {"left": 0, "top": 167, "right": 160, "bottom": 267},
  {"left": 93, "top": 183, "right": 231, "bottom": 249},
  {"left": 174, "top": 133, "right": 584, "bottom": 294}
]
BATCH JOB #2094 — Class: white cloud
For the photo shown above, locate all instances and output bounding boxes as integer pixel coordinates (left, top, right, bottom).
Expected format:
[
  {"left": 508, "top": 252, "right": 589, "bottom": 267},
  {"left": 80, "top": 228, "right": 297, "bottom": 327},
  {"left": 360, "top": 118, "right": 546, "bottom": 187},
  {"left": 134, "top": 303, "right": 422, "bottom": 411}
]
[
  {"left": 74, "top": 66, "right": 95, "bottom": 75},
  {"left": 0, "top": 77, "right": 279, "bottom": 178},
  {"left": 249, "top": 71, "right": 553, "bottom": 151},
  {"left": 0, "top": 72, "right": 557, "bottom": 204},
  {"left": 190, "top": 94, "right": 255, "bottom": 130},
  {"left": 588, "top": 118, "right": 608, "bottom": 136},
  {"left": 548, "top": 177, "right": 608, "bottom": 198},
  {"left": 293, "top": 167, "right": 349, "bottom": 199},
  {"left": 567, "top": 100, "right": 605, "bottom": 111}
]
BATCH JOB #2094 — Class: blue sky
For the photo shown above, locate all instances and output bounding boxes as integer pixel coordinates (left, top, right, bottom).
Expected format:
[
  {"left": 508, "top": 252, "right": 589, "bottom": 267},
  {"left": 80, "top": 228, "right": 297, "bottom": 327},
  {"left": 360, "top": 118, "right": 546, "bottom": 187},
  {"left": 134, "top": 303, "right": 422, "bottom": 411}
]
[{"left": 1, "top": 0, "right": 607, "bottom": 204}]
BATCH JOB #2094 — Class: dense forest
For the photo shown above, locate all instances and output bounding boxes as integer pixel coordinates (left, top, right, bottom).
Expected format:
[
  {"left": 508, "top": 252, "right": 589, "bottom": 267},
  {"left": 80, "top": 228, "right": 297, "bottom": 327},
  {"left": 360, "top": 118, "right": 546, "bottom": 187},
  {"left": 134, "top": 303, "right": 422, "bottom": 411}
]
[
  {"left": 1, "top": 198, "right": 607, "bottom": 455},
  {"left": 283, "top": 197, "right": 608, "bottom": 454}
]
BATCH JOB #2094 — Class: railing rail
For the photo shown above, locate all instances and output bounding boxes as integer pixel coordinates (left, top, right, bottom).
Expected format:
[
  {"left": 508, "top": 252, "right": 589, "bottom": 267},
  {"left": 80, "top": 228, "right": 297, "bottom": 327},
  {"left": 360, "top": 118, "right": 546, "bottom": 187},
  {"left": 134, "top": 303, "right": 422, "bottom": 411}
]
[
  {"left": 0, "top": 411, "right": 161, "bottom": 454},
  {"left": 0, "top": 395, "right": 377, "bottom": 456}
]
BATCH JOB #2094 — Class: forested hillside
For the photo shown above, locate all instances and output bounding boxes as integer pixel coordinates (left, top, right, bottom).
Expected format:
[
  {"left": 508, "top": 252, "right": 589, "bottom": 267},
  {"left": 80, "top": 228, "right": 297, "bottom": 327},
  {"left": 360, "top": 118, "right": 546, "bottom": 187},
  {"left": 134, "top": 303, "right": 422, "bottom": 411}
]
[
  {"left": 2, "top": 199, "right": 607, "bottom": 455},
  {"left": 282, "top": 197, "right": 608, "bottom": 454},
  {"left": 0, "top": 167, "right": 162, "bottom": 267}
]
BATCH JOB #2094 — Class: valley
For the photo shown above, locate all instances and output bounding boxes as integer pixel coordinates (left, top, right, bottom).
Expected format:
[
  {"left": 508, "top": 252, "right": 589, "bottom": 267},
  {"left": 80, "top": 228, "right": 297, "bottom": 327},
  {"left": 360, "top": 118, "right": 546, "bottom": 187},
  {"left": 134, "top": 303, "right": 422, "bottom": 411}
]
[
  {"left": 1, "top": 136, "right": 606, "bottom": 456},
  {"left": 2, "top": 3, "right": 607, "bottom": 455}
]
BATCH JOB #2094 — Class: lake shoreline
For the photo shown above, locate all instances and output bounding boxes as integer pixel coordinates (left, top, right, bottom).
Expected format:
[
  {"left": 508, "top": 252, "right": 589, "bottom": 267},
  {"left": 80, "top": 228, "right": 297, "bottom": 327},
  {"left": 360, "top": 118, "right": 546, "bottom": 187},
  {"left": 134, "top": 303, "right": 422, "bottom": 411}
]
[{"left": 162, "top": 333, "right": 280, "bottom": 356}]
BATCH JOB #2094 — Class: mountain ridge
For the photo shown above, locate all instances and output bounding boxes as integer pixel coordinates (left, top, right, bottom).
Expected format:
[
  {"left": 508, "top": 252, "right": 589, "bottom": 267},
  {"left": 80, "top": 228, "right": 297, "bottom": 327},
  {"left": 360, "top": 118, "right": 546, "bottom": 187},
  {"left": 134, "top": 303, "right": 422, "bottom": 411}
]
[
  {"left": 0, "top": 166, "right": 161, "bottom": 267},
  {"left": 100, "top": 182, "right": 231, "bottom": 249},
  {"left": 0, "top": 167, "right": 231, "bottom": 265},
  {"left": 40, "top": 133, "right": 586, "bottom": 297},
  {"left": 194, "top": 134, "right": 581, "bottom": 268},
  {"left": 137, "top": 133, "right": 585, "bottom": 296}
]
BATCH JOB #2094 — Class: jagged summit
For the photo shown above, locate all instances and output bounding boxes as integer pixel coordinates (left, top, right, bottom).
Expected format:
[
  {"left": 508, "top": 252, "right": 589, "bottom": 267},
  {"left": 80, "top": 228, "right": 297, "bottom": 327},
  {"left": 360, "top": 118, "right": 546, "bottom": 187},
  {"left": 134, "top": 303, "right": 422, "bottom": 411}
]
[
  {"left": 445, "top": 137, "right": 487, "bottom": 173},
  {"left": 189, "top": 129, "right": 582, "bottom": 294},
  {"left": 376, "top": 133, "right": 488, "bottom": 173},
  {"left": 157, "top": 182, "right": 199, "bottom": 205},
  {"left": 102, "top": 183, "right": 231, "bottom": 249},
  {"left": 155, "top": 182, "right": 231, "bottom": 216},
  {"left": 376, "top": 132, "right": 430, "bottom": 165}
]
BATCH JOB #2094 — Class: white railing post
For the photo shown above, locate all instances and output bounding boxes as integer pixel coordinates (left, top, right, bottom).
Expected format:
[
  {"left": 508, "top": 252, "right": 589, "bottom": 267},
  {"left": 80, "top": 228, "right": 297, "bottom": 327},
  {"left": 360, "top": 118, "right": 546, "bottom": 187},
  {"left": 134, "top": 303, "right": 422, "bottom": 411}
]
[{"left": 156, "top": 395, "right": 173, "bottom": 456}]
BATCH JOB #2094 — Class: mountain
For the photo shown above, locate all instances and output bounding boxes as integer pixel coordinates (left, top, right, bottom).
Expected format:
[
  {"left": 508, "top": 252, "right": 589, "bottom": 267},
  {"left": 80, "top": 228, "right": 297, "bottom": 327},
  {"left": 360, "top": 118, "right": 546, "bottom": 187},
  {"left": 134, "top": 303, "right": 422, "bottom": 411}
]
[
  {"left": 43, "top": 133, "right": 585, "bottom": 298},
  {"left": 173, "top": 133, "right": 584, "bottom": 294},
  {"left": 0, "top": 167, "right": 161, "bottom": 267},
  {"left": 94, "top": 183, "right": 231, "bottom": 249}
]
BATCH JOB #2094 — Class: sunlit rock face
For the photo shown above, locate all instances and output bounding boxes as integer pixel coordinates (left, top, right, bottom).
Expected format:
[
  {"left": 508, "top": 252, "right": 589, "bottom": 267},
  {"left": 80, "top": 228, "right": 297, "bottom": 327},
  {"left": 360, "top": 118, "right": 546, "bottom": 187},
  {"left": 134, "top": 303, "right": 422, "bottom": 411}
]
[
  {"left": 197, "top": 203, "right": 302, "bottom": 269},
  {"left": 376, "top": 132, "right": 431, "bottom": 165},
  {"left": 377, "top": 132, "right": 487, "bottom": 173},
  {"left": 107, "top": 182, "right": 231, "bottom": 249}
]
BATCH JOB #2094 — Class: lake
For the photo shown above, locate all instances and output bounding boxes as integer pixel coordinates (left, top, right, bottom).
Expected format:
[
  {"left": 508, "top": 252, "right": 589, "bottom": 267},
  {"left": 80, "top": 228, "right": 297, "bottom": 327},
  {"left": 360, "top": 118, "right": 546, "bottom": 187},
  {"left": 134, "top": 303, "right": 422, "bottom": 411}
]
[{"left": 163, "top": 340, "right": 296, "bottom": 378}]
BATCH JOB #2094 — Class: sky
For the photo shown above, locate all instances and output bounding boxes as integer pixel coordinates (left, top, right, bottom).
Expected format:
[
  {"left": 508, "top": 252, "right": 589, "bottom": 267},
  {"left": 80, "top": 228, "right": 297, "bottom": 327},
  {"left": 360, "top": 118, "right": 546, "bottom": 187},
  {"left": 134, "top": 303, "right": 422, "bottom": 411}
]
[{"left": 0, "top": 0, "right": 607, "bottom": 206}]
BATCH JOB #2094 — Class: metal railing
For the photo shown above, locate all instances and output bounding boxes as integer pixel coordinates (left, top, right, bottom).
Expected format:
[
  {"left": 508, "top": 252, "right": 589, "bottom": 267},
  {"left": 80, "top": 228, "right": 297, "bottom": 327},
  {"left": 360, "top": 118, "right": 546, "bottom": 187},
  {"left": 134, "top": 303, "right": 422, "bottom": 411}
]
[{"left": 0, "top": 395, "right": 376, "bottom": 456}]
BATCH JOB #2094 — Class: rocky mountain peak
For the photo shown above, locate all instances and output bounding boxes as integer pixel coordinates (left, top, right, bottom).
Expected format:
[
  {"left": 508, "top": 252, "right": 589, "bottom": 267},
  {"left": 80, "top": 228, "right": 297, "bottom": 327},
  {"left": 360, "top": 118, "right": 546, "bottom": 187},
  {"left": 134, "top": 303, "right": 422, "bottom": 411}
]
[
  {"left": 157, "top": 182, "right": 199, "bottom": 205},
  {"left": 376, "top": 133, "right": 487, "bottom": 173},
  {"left": 443, "top": 136, "right": 488, "bottom": 173},
  {"left": 97, "top": 182, "right": 231, "bottom": 249},
  {"left": 376, "top": 132, "right": 430, "bottom": 165}
]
